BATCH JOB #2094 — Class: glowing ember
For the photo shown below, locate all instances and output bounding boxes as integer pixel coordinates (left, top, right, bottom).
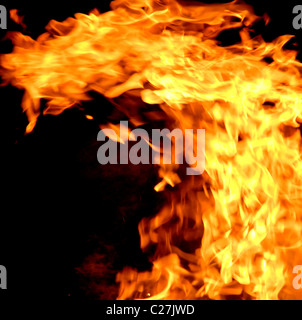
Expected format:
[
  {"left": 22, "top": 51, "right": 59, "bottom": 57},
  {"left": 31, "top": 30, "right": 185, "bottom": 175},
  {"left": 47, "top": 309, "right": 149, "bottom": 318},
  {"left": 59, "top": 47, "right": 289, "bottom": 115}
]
[{"left": 1, "top": 0, "right": 302, "bottom": 299}]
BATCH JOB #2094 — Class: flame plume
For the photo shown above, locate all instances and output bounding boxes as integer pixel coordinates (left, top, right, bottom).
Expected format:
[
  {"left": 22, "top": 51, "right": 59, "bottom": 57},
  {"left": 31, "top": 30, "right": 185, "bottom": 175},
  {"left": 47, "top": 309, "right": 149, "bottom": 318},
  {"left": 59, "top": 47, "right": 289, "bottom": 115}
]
[{"left": 2, "top": 0, "right": 302, "bottom": 299}]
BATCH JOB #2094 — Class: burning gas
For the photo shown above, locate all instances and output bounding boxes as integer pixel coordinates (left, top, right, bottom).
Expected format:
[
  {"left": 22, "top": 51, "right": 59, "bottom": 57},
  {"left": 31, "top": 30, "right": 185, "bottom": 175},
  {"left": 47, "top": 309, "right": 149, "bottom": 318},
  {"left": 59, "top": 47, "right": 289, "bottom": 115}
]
[{"left": 1, "top": 0, "right": 302, "bottom": 299}]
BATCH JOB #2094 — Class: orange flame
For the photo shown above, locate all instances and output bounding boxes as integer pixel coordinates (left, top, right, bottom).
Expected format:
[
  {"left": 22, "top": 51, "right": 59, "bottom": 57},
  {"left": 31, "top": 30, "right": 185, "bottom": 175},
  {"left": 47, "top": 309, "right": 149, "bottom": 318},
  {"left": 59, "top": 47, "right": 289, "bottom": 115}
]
[
  {"left": 1, "top": 0, "right": 302, "bottom": 299},
  {"left": 10, "top": 9, "right": 26, "bottom": 29}
]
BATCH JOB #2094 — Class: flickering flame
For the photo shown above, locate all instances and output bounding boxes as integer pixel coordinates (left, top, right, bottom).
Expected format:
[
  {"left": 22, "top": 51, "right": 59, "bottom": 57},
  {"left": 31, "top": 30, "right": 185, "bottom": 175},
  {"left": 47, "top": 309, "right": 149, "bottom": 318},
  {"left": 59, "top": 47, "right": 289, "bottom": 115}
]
[
  {"left": 10, "top": 9, "right": 26, "bottom": 29},
  {"left": 2, "top": 0, "right": 302, "bottom": 299}
]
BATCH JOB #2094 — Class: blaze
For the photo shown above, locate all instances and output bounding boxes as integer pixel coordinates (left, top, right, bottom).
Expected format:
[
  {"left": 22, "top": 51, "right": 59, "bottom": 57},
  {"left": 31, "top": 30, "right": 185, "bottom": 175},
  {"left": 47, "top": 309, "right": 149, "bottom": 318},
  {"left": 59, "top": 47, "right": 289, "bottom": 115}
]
[{"left": 1, "top": 0, "right": 302, "bottom": 299}]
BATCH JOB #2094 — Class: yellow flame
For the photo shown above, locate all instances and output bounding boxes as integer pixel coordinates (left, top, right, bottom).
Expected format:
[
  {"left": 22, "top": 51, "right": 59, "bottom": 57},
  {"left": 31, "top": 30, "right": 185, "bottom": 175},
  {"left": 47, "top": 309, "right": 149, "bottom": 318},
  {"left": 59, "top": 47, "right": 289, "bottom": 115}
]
[{"left": 1, "top": 0, "right": 302, "bottom": 300}]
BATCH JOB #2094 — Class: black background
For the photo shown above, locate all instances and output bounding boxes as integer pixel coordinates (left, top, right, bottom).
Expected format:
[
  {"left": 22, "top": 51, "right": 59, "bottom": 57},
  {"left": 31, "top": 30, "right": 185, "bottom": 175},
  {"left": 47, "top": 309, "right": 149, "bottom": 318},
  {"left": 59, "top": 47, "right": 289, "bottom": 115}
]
[{"left": 1, "top": 0, "right": 302, "bottom": 301}]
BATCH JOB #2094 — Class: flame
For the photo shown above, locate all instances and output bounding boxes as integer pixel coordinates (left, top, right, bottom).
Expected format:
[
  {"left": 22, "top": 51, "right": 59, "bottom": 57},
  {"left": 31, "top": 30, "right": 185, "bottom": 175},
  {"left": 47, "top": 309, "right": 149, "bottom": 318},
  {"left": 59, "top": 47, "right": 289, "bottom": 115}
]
[
  {"left": 2, "top": 0, "right": 302, "bottom": 300},
  {"left": 10, "top": 9, "right": 26, "bottom": 29}
]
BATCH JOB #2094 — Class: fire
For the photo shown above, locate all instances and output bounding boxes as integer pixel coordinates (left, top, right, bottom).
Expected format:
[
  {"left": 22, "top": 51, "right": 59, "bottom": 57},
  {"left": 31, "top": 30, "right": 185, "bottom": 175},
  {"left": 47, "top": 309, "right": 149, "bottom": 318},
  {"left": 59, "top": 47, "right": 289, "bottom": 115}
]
[
  {"left": 9, "top": 9, "right": 26, "bottom": 29},
  {"left": 2, "top": 0, "right": 302, "bottom": 299}
]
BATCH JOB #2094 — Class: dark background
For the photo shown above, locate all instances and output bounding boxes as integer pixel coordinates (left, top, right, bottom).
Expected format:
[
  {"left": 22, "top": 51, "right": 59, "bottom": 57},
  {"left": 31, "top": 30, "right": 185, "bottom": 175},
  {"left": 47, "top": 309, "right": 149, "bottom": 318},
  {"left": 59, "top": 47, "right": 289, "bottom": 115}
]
[{"left": 1, "top": 0, "right": 302, "bottom": 300}]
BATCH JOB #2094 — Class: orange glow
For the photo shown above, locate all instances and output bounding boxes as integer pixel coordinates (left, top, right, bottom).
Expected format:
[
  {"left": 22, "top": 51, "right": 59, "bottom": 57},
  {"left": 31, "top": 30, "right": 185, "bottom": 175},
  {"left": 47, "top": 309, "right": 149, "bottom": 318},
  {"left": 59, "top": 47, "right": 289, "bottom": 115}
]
[
  {"left": 2, "top": 0, "right": 302, "bottom": 299},
  {"left": 10, "top": 9, "right": 26, "bottom": 29}
]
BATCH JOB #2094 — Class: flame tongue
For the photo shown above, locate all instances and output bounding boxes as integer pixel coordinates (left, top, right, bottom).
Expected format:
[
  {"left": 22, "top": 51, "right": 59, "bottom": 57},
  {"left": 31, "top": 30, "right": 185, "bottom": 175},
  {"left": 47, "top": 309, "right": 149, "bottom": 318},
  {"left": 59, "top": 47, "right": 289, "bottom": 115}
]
[{"left": 2, "top": 0, "right": 302, "bottom": 299}]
